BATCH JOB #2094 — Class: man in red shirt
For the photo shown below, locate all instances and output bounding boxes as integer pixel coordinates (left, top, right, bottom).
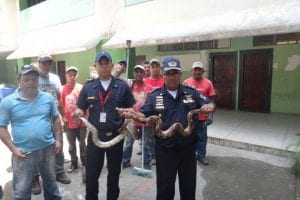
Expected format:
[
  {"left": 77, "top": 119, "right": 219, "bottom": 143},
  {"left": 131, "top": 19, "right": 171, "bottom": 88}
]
[
  {"left": 122, "top": 65, "right": 153, "bottom": 169},
  {"left": 61, "top": 66, "right": 87, "bottom": 172},
  {"left": 143, "top": 58, "right": 164, "bottom": 165},
  {"left": 183, "top": 61, "right": 215, "bottom": 165}
]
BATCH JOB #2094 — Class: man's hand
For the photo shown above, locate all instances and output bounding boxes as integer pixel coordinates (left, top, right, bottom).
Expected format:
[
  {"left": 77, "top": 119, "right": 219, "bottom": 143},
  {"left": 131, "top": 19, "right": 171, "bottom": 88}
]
[
  {"left": 53, "top": 140, "right": 62, "bottom": 154},
  {"left": 200, "top": 103, "right": 215, "bottom": 113},
  {"left": 12, "top": 148, "right": 27, "bottom": 159},
  {"left": 116, "top": 107, "right": 135, "bottom": 119},
  {"left": 72, "top": 109, "right": 84, "bottom": 122}
]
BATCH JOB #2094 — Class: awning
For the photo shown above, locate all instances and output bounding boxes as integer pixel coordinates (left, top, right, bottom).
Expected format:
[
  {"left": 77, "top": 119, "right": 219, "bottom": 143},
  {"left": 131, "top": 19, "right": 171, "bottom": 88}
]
[
  {"left": 102, "top": 1, "right": 300, "bottom": 49},
  {"left": 7, "top": 16, "right": 103, "bottom": 59}
]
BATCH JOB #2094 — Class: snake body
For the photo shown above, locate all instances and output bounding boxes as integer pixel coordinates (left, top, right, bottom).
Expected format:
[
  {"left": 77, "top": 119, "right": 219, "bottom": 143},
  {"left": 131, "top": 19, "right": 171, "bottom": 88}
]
[
  {"left": 80, "top": 108, "right": 202, "bottom": 148},
  {"left": 80, "top": 118, "right": 138, "bottom": 148}
]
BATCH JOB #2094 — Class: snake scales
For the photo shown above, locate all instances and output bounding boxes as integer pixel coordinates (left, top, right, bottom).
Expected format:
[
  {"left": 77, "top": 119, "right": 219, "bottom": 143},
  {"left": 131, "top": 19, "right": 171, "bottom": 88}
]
[{"left": 80, "top": 108, "right": 202, "bottom": 148}]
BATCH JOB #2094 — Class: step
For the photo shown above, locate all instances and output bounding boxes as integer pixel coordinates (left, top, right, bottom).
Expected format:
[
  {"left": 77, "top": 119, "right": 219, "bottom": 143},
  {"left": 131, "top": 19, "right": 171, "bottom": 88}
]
[{"left": 208, "top": 136, "right": 295, "bottom": 158}]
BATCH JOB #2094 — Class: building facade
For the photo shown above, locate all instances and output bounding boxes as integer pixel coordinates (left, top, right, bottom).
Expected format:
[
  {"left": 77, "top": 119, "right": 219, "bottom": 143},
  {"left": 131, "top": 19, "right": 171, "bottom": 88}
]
[{"left": 0, "top": 0, "right": 299, "bottom": 114}]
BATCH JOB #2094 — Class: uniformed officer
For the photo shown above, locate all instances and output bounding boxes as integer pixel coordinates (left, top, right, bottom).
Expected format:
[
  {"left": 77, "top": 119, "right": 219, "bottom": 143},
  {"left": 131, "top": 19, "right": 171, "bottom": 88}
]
[
  {"left": 119, "top": 56, "right": 215, "bottom": 200},
  {"left": 73, "top": 51, "right": 135, "bottom": 200}
]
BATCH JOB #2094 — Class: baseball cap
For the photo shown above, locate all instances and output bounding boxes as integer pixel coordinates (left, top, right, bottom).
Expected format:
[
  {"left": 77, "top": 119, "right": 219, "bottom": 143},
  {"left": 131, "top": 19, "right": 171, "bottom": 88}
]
[
  {"left": 37, "top": 54, "right": 53, "bottom": 62},
  {"left": 192, "top": 61, "right": 205, "bottom": 69},
  {"left": 150, "top": 58, "right": 160, "bottom": 65},
  {"left": 66, "top": 66, "right": 78, "bottom": 73},
  {"left": 133, "top": 65, "right": 145, "bottom": 71},
  {"left": 162, "top": 56, "right": 181, "bottom": 74},
  {"left": 95, "top": 51, "right": 112, "bottom": 63},
  {"left": 18, "top": 64, "right": 39, "bottom": 76}
]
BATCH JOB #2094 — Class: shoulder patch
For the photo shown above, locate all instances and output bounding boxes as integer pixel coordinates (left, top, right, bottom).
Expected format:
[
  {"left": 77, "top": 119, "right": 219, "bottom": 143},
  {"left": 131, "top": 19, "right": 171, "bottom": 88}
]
[
  {"left": 183, "top": 85, "right": 197, "bottom": 91},
  {"left": 150, "top": 87, "right": 163, "bottom": 94}
]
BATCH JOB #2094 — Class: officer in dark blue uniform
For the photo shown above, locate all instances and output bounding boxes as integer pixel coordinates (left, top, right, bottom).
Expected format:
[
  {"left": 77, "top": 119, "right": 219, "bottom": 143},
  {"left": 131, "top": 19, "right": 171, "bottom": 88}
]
[
  {"left": 119, "top": 56, "right": 215, "bottom": 200},
  {"left": 73, "top": 51, "right": 135, "bottom": 200}
]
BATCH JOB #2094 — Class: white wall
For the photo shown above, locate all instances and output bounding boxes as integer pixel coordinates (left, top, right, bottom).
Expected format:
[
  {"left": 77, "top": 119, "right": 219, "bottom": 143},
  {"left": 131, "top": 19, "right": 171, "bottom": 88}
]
[
  {"left": 0, "top": 0, "right": 18, "bottom": 56},
  {"left": 107, "top": 0, "right": 296, "bottom": 31}
]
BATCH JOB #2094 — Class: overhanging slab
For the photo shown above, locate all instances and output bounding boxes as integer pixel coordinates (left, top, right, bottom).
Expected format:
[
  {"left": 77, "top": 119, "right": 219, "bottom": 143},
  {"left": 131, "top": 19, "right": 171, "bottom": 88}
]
[
  {"left": 102, "top": 1, "right": 300, "bottom": 49},
  {"left": 7, "top": 16, "right": 103, "bottom": 59}
]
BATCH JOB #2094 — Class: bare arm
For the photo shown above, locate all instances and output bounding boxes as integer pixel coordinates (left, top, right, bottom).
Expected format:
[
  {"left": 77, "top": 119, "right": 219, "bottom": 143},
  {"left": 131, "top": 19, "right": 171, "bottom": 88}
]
[
  {"left": 52, "top": 115, "right": 63, "bottom": 154},
  {"left": 0, "top": 126, "right": 26, "bottom": 159}
]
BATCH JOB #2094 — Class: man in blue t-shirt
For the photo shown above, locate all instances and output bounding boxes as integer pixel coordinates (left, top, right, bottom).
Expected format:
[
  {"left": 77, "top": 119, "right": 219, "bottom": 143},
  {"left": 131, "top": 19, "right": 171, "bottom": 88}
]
[{"left": 0, "top": 65, "right": 62, "bottom": 200}]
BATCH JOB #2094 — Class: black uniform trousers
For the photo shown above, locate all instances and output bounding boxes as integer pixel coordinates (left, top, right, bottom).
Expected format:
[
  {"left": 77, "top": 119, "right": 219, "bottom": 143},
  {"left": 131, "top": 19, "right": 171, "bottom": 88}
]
[
  {"left": 156, "top": 144, "right": 197, "bottom": 200},
  {"left": 85, "top": 136, "right": 124, "bottom": 200}
]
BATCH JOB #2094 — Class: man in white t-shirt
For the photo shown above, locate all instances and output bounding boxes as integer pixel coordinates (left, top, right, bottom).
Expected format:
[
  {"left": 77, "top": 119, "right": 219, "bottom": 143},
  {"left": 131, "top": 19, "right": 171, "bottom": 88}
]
[{"left": 31, "top": 54, "right": 71, "bottom": 195}]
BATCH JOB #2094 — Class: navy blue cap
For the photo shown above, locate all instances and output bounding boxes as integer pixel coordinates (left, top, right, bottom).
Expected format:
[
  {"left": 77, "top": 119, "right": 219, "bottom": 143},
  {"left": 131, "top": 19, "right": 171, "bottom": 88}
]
[
  {"left": 18, "top": 64, "right": 39, "bottom": 76},
  {"left": 95, "top": 51, "right": 112, "bottom": 63},
  {"left": 162, "top": 56, "right": 181, "bottom": 73}
]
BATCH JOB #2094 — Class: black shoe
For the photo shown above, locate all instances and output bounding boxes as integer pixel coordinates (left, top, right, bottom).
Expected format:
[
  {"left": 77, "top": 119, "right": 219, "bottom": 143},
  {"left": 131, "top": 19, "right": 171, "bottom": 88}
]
[
  {"left": 32, "top": 176, "right": 42, "bottom": 195},
  {"left": 56, "top": 172, "right": 71, "bottom": 184},
  {"left": 122, "top": 162, "right": 132, "bottom": 169},
  {"left": 81, "top": 166, "right": 86, "bottom": 184},
  {"left": 67, "top": 163, "right": 78, "bottom": 173},
  {"left": 144, "top": 163, "right": 151, "bottom": 170},
  {"left": 0, "top": 185, "right": 3, "bottom": 199},
  {"left": 197, "top": 156, "right": 209, "bottom": 165}
]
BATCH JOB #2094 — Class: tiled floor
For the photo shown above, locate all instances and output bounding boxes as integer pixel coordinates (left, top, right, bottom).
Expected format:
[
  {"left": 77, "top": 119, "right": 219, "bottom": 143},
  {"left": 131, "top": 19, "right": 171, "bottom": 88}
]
[{"left": 208, "top": 109, "right": 300, "bottom": 156}]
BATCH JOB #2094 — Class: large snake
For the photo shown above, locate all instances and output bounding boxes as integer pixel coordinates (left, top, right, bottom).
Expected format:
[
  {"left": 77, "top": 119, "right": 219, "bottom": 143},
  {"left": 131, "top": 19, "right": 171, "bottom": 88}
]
[
  {"left": 128, "top": 108, "right": 202, "bottom": 139},
  {"left": 80, "top": 108, "right": 202, "bottom": 148},
  {"left": 80, "top": 117, "right": 139, "bottom": 148}
]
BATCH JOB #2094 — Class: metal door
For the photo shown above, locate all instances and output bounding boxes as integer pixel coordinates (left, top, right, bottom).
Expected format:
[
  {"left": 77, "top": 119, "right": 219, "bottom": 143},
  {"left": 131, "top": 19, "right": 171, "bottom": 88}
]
[
  {"left": 239, "top": 49, "right": 272, "bottom": 112},
  {"left": 209, "top": 53, "right": 237, "bottom": 109}
]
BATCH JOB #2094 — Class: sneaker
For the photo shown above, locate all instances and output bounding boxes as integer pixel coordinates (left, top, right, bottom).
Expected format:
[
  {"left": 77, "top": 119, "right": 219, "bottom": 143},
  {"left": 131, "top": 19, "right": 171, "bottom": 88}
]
[
  {"left": 56, "top": 172, "right": 71, "bottom": 184},
  {"left": 122, "top": 162, "right": 132, "bottom": 169},
  {"left": 197, "top": 156, "right": 209, "bottom": 165},
  {"left": 67, "top": 163, "right": 78, "bottom": 173},
  {"left": 150, "top": 159, "right": 156, "bottom": 165},
  {"left": 144, "top": 163, "right": 151, "bottom": 170},
  {"left": 32, "top": 176, "right": 42, "bottom": 195}
]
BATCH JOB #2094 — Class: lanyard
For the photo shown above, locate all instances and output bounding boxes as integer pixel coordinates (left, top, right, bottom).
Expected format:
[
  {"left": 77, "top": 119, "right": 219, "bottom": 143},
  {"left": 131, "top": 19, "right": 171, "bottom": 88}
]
[{"left": 98, "top": 89, "right": 112, "bottom": 111}]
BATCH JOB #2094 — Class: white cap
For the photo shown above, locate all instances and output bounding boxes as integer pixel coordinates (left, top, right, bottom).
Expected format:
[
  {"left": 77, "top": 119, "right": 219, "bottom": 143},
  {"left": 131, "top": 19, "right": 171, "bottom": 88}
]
[
  {"left": 133, "top": 65, "right": 145, "bottom": 71},
  {"left": 192, "top": 61, "right": 205, "bottom": 69},
  {"left": 150, "top": 58, "right": 160, "bottom": 65},
  {"left": 66, "top": 66, "right": 78, "bottom": 73}
]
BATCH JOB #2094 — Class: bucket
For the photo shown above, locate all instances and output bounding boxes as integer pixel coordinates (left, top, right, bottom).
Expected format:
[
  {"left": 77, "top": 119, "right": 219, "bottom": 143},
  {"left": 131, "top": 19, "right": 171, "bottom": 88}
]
[{"left": 0, "top": 87, "right": 16, "bottom": 101}]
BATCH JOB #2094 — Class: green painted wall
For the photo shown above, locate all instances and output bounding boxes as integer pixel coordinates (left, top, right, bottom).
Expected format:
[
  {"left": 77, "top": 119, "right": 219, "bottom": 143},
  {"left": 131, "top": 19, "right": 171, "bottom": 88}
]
[
  {"left": 136, "top": 37, "right": 300, "bottom": 114},
  {"left": 271, "top": 45, "right": 300, "bottom": 114}
]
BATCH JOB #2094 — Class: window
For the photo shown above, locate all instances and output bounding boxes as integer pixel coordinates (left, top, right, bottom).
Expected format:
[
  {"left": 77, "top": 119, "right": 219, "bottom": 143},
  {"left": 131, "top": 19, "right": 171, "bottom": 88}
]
[
  {"left": 27, "top": 0, "right": 46, "bottom": 7},
  {"left": 158, "top": 39, "right": 230, "bottom": 52},
  {"left": 253, "top": 32, "right": 300, "bottom": 46}
]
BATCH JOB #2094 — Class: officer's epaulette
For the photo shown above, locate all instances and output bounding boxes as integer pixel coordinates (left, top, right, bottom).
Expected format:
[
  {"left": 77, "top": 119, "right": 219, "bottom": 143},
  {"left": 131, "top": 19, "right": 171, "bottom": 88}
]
[
  {"left": 182, "top": 84, "right": 197, "bottom": 91},
  {"left": 84, "top": 78, "right": 95, "bottom": 84},
  {"left": 150, "top": 87, "right": 162, "bottom": 94},
  {"left": 115, "top": 77, "right": 127, "bottom": 83}
]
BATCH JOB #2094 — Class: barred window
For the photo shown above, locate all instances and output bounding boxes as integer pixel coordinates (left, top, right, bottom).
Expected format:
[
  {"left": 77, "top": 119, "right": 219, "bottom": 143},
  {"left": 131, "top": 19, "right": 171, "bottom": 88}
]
[{"left": 253, "top": 32, "right": 300, "bottom": 46}]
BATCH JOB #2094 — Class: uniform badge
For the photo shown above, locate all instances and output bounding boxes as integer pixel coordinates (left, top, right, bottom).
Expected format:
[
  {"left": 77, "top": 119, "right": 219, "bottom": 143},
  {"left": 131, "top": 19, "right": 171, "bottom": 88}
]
[{"left": 155, "top": 94, "right": 164, "bottom": 111}]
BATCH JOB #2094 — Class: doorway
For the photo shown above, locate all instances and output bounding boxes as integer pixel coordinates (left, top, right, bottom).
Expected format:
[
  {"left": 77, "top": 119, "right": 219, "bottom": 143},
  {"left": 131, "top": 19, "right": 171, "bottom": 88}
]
[
  {"left": 239, "top": 49, "right": 273, "bottom": 112},
  {"left": 209, "top": 52, "right": 237, "bottom": 109}
]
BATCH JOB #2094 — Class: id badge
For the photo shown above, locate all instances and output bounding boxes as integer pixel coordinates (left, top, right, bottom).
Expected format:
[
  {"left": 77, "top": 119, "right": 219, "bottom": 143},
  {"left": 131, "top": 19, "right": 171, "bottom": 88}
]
[{"left": 99, "top": 112, "right": 107, "bottom": 122}]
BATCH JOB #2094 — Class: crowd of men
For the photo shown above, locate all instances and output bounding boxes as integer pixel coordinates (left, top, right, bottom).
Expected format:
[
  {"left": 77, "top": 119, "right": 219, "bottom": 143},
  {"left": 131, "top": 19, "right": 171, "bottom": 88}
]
[{"left": 0, "top": 51, "right": 215, "bottom": 200}]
